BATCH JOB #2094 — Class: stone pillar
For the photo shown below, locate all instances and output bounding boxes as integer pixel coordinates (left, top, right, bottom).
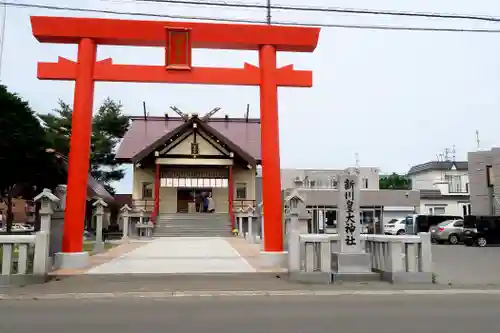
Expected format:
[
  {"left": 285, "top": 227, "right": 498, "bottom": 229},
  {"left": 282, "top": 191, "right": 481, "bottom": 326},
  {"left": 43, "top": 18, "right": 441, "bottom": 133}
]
[
  {"left": 120, "top": 204, "right": 132, "bottom": 241},
  {"left": 331, "top": 173, "right": 374, "bottom": 281},
  {"left": 258, "top": 202, "right": 264, "bottom": 248},
  {"left": 152, "top": 163, "right": 160, "bottom": 223},
  {"left": 34, "top": 188, "right": 60, "bottom": 270},
  {"left": 285, "top": 186, "right": 309, "bottom": 273},
  {"left": 228, "top": 165, "right": 234, "bottom": 229},
  {"left": 236, "top": 208, "right": 244, "bottom": 236},
  {"left": 92, "top": 198, "right": 107, "bottom": 253},
  {"left": 50, "top": 185, "right": 67, "bottom": 259},
  {"left": 244, "top": 206, "right": 256, "bottom": 243},
  {"left": 139, "top": 208, "right": 145, "bottom": 225}
]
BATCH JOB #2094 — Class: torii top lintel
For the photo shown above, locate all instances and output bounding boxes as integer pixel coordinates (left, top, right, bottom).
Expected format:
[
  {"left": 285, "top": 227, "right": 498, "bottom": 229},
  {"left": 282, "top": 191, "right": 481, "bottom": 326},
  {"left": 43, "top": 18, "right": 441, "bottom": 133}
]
[{"left": 30, "top": 16, "right": 320, "bottom": 52}]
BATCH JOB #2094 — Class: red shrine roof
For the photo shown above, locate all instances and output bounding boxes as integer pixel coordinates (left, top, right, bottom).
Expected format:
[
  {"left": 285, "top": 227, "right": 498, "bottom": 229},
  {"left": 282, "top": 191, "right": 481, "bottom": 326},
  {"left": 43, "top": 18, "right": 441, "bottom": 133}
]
[{"left": 116, "top": 116, "right": 261, "bottom": 163}]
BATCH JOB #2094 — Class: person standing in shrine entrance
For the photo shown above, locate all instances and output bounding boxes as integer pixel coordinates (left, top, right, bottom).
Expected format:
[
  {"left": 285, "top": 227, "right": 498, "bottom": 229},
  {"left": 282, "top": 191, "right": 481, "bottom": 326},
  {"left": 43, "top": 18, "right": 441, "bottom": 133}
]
[
  {"left": 203, "top": 194, "right": 209, "bottom": 213},
  {"left": 207, "top": 193, "right": 215, "bottom": 213}
]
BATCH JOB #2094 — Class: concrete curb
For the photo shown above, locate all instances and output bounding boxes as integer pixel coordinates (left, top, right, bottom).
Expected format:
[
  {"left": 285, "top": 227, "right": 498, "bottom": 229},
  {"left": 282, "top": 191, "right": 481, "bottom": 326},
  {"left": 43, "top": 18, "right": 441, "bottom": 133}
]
[{"left": 3, "top": 289, "right": 500, "bottom": 300}]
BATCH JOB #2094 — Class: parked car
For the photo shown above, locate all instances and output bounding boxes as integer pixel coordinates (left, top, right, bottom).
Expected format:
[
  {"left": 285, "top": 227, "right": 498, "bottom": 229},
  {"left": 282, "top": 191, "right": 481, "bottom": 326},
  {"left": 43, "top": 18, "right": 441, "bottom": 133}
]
[
  {"left": 384, "top": 218, "right": 406, "bottom": 235},
  {"left": 463, "top": 215, "right": 500, "bottom": 247},
  {"left": 429, "top": 219, "right": 464, "bottom": 244},
  {"left": 405, "top": 214, "right": 463, "bottom": 235}
]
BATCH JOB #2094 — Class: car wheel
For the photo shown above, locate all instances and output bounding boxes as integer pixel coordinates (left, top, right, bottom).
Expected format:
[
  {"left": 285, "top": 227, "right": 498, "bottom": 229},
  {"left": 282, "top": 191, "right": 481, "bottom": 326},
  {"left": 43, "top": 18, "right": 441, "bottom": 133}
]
[
  {"left": 477, "top": 237, "right": 487, "bottom": 247},
  {"left": 396, "top": 230, "right": 405, "bottom": 235},
  {"left": 448, "top": 234, "right": 459, "bottom": 245}
]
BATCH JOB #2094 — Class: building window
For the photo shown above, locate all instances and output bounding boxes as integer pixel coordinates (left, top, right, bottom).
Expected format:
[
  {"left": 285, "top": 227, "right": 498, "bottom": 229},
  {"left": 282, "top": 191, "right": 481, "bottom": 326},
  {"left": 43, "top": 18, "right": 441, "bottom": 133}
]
[
  {"left": 141, "top": 182, "right": 153, "bottom": 199},
  {"left": 236, "top": 182, "right": 247, "bottom": 199},
  {"left": 362, "top": 178, "right": 369, "bottom": 189},
  {"left": 445, "top": 175, "right": 465, "bottom": 193},
  {"left": 465, "top": 183, "right": 469, "bottom": 193},
  {"left": 486, "top": 165, "right": 493, "bottom": 187},
  {"left": 434, "top": 207, "right": 446, "bottom": 215}
]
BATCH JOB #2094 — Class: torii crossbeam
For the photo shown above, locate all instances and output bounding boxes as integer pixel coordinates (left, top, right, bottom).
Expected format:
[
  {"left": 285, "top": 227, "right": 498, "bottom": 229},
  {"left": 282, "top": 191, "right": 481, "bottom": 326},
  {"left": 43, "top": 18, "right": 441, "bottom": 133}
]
[{"left": 31, "top": 16, "right": 320, "bottom": 264}]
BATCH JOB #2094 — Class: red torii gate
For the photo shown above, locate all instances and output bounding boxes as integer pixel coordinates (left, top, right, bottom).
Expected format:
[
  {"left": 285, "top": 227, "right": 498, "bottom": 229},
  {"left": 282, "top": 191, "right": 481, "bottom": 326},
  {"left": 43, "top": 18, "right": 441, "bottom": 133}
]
[{"left": 31, "top": 16, "right": 320, "bottom": 262}]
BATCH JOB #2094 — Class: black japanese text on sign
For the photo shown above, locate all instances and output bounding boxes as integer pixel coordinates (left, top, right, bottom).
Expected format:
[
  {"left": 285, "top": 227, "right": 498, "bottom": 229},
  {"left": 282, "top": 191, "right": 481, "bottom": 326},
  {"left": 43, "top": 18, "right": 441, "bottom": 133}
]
[{"left": 344, "top": 179, "right": 356, "bottom": 246}]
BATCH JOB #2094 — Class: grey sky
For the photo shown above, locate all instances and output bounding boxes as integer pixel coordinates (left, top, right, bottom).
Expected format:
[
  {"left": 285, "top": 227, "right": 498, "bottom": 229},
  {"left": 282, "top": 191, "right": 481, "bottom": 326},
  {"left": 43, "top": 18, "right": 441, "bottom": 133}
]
[{"left": 1, "top": 0, "right": 500, "bottom": 194}]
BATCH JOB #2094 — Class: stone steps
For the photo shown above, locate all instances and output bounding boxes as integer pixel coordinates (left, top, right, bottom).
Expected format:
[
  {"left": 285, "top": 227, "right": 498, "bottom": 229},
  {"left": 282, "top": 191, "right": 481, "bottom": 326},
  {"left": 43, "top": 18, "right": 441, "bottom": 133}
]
[{"left": 154, "top": 213, "right": 232, "bottom": 237}]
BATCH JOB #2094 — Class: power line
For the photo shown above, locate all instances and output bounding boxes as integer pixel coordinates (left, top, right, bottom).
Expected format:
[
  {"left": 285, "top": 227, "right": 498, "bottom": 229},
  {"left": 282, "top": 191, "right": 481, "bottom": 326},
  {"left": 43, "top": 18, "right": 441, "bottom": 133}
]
[
  {"left": 138, "top": 0, "right": 500, "bottom": 23},
  {"left": 3, "top": 1, "right": 500, "bottom": 33},
  {"left": 266, "top": 0, "right": 271, "bottom": 25}
]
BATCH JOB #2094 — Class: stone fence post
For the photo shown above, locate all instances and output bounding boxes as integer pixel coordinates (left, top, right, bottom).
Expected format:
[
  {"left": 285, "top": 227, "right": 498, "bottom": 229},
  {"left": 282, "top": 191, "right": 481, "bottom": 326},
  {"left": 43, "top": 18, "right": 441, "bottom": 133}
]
[
  {"left": 33, "top": 231, "right": 50, "bottom": 275},
  {"left": 92, "top": 198, "right": 107, "bottom": 253},
  {"left": 235, "top": 208, "right": 244, "bottom": 236},
  {"left": 120, "top": 204, "right": 132, "bottom": 241},
  {"left": 258, "top": 202, "right": 264, "bottom": 245},
  {"left": 244, "top": 205, "right": 256, "bottom": 244}
]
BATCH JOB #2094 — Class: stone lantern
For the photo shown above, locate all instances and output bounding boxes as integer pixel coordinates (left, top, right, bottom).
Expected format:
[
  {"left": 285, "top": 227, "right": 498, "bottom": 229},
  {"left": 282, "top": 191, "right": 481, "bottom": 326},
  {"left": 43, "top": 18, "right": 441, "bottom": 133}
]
[
  {"left": 33, "top": 188, "right": 60, "bottom": 233},
  {"left": 92, "top": 197, "right": 108, "bottom": 253},
  {"left": 285, "top": 185, "right": 310, "bottom": 273},
  {"left": 120, "top": 204, "right": 132, "bottom": 241}
]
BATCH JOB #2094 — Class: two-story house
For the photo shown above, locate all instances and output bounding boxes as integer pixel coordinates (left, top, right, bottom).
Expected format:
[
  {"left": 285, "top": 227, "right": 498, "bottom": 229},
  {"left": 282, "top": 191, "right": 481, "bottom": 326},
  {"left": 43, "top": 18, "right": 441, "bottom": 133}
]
[{"left": 408, "top": 161, "right": 471, "bottom": 217}]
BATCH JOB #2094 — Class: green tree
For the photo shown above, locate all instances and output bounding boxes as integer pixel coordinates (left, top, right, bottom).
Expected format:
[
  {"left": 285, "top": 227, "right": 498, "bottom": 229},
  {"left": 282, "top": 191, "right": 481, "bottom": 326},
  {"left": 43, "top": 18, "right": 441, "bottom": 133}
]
[
  {"left": 0, "top": 85, "right": 66, "bottom": 232},
  {"left": 38, "top": 98, "right": 129, "bottom": 194},
  {"left": 379, "top": 173, "right": 412, "bottom": 190}
]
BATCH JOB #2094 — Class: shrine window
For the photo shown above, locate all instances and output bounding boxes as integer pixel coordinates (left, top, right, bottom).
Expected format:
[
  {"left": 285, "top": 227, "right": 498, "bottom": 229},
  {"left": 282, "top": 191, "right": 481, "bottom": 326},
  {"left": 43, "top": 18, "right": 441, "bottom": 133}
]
[
  {"left": 236, "top": 183, "right": 247, "bottom": 199},
  {"left": 142, "top": 182, "right": 153, "bottom": 199}
]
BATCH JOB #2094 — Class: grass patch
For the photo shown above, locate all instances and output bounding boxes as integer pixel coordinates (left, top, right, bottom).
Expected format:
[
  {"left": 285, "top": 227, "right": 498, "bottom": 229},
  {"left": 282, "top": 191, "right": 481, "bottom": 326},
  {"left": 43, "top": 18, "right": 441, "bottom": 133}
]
[{"left": 82, "top": 242, "right": 116, "bottom": 253}]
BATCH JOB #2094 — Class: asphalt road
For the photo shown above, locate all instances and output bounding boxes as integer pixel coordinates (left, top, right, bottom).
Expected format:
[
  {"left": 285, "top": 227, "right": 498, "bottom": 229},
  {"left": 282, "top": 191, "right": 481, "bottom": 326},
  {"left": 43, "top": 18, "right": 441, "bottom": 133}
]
[
  {"left": 1, "top": 294, "right": 499, "bottom": 332},
  {"left": 432, "top": 244, "right": 500, "bottom": 285}
]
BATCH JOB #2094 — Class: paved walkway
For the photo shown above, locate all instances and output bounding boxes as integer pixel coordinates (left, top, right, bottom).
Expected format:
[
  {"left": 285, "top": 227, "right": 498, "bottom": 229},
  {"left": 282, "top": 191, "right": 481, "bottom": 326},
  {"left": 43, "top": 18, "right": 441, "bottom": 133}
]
[
  {"left": 87, "top": 237, "right": 256, "bottom": 274},
  {"left": 432, "top": 244, "right": 500, "bottom": 286}
]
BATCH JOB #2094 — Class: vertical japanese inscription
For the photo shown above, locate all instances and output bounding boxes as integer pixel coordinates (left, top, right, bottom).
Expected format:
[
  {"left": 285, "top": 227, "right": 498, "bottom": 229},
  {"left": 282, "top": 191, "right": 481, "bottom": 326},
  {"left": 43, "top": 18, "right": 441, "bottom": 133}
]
[
  {"left": 165, "top": 27, "right": 192, "bottom": 70},
  {"left": 343, "top": 178, "right": 357, "bottom": 247}
]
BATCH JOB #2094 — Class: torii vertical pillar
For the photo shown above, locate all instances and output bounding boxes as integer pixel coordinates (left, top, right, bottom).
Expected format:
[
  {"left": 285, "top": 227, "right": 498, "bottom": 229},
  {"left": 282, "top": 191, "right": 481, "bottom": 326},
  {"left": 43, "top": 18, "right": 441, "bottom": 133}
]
[
  {"left": 259, "top": 44, "right": 285, "bottom": 266},
  {"left": 55, "top": 38, "right": 96, "bottom": 269}
]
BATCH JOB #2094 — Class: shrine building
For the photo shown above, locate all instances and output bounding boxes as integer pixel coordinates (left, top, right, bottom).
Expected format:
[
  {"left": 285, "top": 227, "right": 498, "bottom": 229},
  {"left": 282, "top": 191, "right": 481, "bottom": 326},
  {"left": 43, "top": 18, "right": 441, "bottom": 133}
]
[{"left": 116, "top": 113, "right": 259, "bottom": 221}]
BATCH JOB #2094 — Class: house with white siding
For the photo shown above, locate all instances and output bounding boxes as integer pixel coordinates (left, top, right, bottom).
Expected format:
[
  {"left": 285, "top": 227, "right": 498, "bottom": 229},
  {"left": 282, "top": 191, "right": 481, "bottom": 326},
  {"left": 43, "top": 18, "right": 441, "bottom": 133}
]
[{"left": 408, "top": 161, "right": 470, "bottom": 217}]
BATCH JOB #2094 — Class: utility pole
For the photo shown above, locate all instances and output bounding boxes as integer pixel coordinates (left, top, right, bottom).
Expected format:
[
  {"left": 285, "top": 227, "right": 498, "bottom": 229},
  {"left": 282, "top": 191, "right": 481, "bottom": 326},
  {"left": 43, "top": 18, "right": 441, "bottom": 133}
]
[
  {"left": 266, "top": 0, "right": 271, "bottom": 25},
  {"left": 0, "top": 3, "right": 7, "bottom": 80},
  {"left": 355, "top": 152, "right": 360, "bottom": 175},
  {"left": 444, "top": 148, "right": 450, "bottom": 161}
]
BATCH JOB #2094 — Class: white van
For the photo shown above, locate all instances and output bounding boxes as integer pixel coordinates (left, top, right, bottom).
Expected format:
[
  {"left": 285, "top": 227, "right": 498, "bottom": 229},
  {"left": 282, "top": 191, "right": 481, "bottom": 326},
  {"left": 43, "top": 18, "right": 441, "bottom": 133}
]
[{"left": 384, "top": 218, "right": 406, "bottom": 235}]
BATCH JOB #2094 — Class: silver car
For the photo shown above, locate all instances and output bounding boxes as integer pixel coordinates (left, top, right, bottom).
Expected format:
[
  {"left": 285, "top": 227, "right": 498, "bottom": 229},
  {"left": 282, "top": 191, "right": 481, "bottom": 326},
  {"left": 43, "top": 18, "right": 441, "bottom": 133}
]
[{"left": 429, "top": 219, "right": 464, "bottom": 245}]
